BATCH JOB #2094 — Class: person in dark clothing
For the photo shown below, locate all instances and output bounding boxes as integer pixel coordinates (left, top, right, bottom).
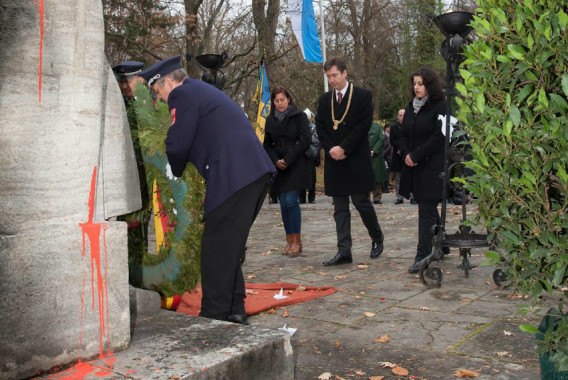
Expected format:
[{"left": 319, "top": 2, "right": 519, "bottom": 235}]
[
  {"left": 139, "top": 56, "right": 275, "bottom": 325},
  {"left": 299, "top": 119, "right": 320, "bottom": 204},
  {"left": 315, "top": 57, "right": 384, "bottom": 266},
  {"left": 390, "top": 109, "right": 406, "bottom": 204},
  {"left": 399, "top": 67, "right": 447, "bottom": 274},
  {"left": 263, "top": 86, "right": 313, "bottom": 255},
  {"left": 112, "top": 61, "right": 151, "bottom": 286}
]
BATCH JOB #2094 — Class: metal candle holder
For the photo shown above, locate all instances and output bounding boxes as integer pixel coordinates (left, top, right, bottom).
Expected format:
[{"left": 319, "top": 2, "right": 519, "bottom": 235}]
[
  {"left": 418, "top": 11, "right": 491, "bottom": 287},
  {"left": 195, "top": 51, "right": 228, "bottom": 90}
]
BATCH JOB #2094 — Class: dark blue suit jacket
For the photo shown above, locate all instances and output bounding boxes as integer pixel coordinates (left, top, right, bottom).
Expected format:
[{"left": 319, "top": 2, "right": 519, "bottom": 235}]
[{"left": 165, "top": 79, "right": 275, "bottom": 219}]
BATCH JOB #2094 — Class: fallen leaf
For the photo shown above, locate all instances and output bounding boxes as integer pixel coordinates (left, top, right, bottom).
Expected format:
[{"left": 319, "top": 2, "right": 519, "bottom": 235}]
[
  {"left": 296, "top": 285, "right": 306, "bottom": 291},
  {"left": 358, "top": 264, "right": 370, "bottom": 269},
  {"left": 302, "top": 266, "right": 313, "bottom": 271},
  {"left": 363, "top": 312, "right": 376, "bottom": 317},
  {"left": 316, "top": 271, "right": 328, "bottom": 276},
  {"left": 260, "top": 251, "right": 272, "bottom": 256},
  {"left": 286, "top": 290, "right": 293, "bottom": 294},
  {"left": 245, "top": 289, "right": 258, "bottom": 295},
  {"left": 246, "top": 275, "right": 256, "bottom": 279},
  {"left": 419, "top": 307, "right": 430, "bottom": 311},
  {"left": 335, "top": 376, "right": 346, "bottom": 380},
  {"left": 379, "top": 362, "right": 397, "bottom": 368},
  {"left": 354, "top": 296, "right": 362, "bottom": 299},
  {"left": 484, "top": 281, "right": 491, "bottom": 285},
  {"left": 335, "top": 275, "right": 348, "bottom": 280},
  {"left": 355, "top": 370, "right": 366, "bottom": 375},
  {"left": 266, "top": 309, "right": 277, "bottom": 314},
  {"left": 452, "top": 369, "right": 480, "bottom": 377},
  {"left": 503, "top": 330, "right": 513, "bottom": 336},
  {"left": 281, "top": 309, "right": 290, "bottom": 317},
  {"left": 313, "top": 346, "right": 321, "bottom": 355},
  {"left": 360, "top": 292, "right": 366, "bottom": 295},
  {"left": 336, "top": 339, "right": 340, "bottom": 348},
  {"left": 495, "top": 351, "right": 511, "bottom": 357},
  {"left": 392, "top": 366, "right": 409, "bottom": 376},
  {"left": 461, "top": 298, "right": 472, "bottom": 302},
  {"left": 375, "top": 335, "right": 389, "bottom": 343},
  {"left": 369, "top": 377, "right": 384, "bottom": 380},
  {"left": 318, "top": 372, "right": 332, "bottom": 380}
]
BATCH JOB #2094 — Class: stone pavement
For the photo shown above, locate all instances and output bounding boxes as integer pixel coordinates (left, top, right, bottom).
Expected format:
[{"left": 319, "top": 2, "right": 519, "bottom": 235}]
[{"left": 244, "top": 192, "right": 542, "bottom": 380}]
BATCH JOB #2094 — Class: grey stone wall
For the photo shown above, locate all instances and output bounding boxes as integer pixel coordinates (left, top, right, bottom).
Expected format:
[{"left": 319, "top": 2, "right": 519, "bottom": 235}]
[{"left": 0, "top": 1, "right": 140, "bottom": 378}]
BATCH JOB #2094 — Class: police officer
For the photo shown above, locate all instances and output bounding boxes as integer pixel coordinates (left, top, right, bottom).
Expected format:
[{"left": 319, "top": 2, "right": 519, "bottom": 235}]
[
  {"left": 113, "top": 60, "right": 145, "bottom": 102},
  {"left": 140, "top": 56, "right": 275, "bottom": 325},
  {"left": 112, "top": 61, "right": 151, "bottom": 286}
]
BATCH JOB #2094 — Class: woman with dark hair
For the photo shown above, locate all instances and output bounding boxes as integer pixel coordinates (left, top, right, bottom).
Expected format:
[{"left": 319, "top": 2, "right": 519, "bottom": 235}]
[
  {"left": 263, "top": 86, "right": 313, "bottom": 255},
  {"left": 399, "top": 67, "right": 447, "bottom": 274}
]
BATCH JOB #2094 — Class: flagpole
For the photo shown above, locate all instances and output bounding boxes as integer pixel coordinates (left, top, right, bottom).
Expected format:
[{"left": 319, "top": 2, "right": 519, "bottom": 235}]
[{"left": 319, "top": 0, "right": 328, "bottom": 92}]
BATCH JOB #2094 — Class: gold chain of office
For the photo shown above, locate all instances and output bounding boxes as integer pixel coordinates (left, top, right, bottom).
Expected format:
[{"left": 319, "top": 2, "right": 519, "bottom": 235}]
[{"left": 331, "top": 84, "right": 354, "bottom": 130}]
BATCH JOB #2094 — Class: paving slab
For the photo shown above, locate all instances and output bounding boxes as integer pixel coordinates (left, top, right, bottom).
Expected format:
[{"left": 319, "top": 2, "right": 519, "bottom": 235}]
[{"left": 246, "top": 193, "right": 543, "bottom": 379}]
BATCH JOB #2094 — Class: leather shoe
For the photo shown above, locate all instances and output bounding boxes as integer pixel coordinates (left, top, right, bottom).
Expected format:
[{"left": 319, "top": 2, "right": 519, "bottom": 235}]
[
  {"left": 408, "top": 262, "right": 420, "bottom": 274},
  {"left": 373, "top": 200, "right": 382, "bottom": 204},
  {"left": 410, "top": 198, "right": 417, "bottom": 204},
  {"left": 227, "top": 314, "right": 249, "bottom": 325},
  {"left": 322, "top": 253, "right": 352, "bottom": 266},
  {"left": 370, "top": 240, "right": 383, "bottom": 258},
  {"left": 395, "top": 199, "right": 403, "bottom": 205}
]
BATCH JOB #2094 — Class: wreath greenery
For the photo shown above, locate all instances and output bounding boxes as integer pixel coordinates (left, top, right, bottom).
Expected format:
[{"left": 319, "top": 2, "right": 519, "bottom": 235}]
[{"left": 126, "top": 83, "right": 205, "bottom": 296}]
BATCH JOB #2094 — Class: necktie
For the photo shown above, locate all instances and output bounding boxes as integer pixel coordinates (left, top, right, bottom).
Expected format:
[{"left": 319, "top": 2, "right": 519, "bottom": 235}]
[{"left": 337, "top": 91, "right": 343, "bottom": 105}]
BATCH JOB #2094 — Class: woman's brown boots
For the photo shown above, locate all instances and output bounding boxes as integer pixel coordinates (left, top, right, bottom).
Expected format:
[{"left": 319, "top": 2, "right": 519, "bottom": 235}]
[
  {"left": 283, "top": 235, "right": 293, "bottom": 254},
  {"left": 283, "top": 234, "right": 302, "bottom": 255}
]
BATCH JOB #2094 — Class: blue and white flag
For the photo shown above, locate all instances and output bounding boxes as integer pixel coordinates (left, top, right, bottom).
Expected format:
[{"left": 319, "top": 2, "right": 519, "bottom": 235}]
[{"left": 288, "top": 0, "right": 323, "bottom": 63}]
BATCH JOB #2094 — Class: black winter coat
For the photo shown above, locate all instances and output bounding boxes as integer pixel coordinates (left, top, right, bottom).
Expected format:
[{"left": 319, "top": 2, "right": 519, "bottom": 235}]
[
  {"left": 315, "top": 84, "right": 375, "bottom": 196},
  {"left": 399, "top": 98, "right": 447, "bottom": 202},
  {"left": 389, "top": 122, "right": 404, "bottom": 173},
  {"left": 263, "top": 108, "right": 313, "bottom": 193}
]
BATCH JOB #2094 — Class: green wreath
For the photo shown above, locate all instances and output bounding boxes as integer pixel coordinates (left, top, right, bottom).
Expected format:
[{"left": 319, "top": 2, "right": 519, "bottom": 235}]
[{"left": 124, "top": 84, "right": 205, "bottom": 297}]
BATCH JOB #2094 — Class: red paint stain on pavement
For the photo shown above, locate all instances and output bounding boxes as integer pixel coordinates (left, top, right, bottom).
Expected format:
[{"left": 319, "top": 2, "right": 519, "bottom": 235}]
[
  {"left": 47, "top": 356, "right": 116, "bottom": 379},
  {"left": 79, "top": 167, "right": 111, "bottom": 357},
  {"left": 33, "top": 0, "right": 44, "bottom": 102}
]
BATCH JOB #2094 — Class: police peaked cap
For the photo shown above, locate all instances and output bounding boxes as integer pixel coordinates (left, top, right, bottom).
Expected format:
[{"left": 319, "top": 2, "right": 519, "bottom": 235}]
[
  {"left": 112, "top": 61, "right": 145, "bottom": 80},
  {"left": 139, "top": 56, "right": 183, "bottom": 87}
]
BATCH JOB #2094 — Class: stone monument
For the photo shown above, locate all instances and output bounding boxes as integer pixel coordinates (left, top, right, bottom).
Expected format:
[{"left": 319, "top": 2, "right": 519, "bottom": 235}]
[{"left": 0, "top": 1, "right": 140, "bottom": 378}]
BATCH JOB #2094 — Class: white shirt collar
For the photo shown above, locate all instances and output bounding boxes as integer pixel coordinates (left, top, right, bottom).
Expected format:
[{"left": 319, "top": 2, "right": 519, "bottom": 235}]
[{"left": 336, "top": 81, "right": 349, "bottom": 101}]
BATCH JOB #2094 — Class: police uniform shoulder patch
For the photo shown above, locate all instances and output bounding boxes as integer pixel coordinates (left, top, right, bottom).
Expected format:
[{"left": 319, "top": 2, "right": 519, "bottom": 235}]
[{"left": 170, "top": 108, "right": 176, "bottom": 126}]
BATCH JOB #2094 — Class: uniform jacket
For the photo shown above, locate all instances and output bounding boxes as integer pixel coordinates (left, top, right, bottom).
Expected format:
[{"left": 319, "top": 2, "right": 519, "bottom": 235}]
[
  {"left": 368, "top": 122, "right": 388, "bottom": 183},
  {"left": 389, "top": 121, "right": 404, "bottom": 173},
  {"left": 315, "top": 84, "right": 375, "bottom": 196},
  {"left": 165, "top": 78, "right": 275, "bottom": 219},
  {"left": 399, "top": 98, "right": 447, "bottom": 202},
  {"left": 263, "top": 108, "right": 313, "bottom": 193}
]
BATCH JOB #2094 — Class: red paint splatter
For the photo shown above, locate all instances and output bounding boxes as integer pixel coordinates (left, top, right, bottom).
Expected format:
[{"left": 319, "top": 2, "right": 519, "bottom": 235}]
[
  {"left": 78, "top": 167, "right": 111, "bottom": 358},
  {"left": 33, "top": 0, "right": 44, "bottom": 102},
  {"left": 47, "top": 356, "right": 116, "bottom": 379}
]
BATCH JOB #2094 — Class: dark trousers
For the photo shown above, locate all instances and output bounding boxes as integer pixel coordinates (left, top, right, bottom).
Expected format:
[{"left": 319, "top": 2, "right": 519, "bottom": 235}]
[
  {"left": 416, "top": 200, "right": 440, "bottom": 262},
  {"left": 333, "top": 193, "right": 383, "bottom": 257},
  {"left": 199, "top": 173, "right": 271, "bottom": 320}
]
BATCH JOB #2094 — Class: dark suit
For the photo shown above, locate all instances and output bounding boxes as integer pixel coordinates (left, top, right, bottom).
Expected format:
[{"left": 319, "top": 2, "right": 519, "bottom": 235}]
[
  {"left": 315, "top": 83, "right": 383, "bottom": 257},
  {"left": 165, "top": 78, "right": 275, "bottom": 320}
]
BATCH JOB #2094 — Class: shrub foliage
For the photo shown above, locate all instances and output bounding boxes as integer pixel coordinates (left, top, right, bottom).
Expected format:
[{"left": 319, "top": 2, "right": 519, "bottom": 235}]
[{"left": 456, "top": 0, "right": 568, "bottom": 370}]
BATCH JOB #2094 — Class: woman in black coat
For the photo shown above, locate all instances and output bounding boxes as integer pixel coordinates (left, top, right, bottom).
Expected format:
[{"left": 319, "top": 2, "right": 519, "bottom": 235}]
[
  {"left": 399, "top": 67, "right": 447, "bottom": 273},
  {"left": 263, "top": 86, "right": 313, "bottom": 255}
]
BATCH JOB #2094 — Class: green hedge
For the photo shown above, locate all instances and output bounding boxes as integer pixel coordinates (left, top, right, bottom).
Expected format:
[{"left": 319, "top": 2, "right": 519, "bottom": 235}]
[{"left": 456, "top": 0, "right": 568, "bottom": 370}]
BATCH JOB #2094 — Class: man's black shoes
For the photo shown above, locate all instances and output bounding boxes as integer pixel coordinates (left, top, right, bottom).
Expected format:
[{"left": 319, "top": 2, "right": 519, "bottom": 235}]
[
  {"left": 408, "top": 262, "right": 420, "bottom": 274},
  {"left": 322, "top": 253, "right": 353, "bottom": 266},
  {"left": 228, "top": 314, "right": 249, "bottom": 325},
  {"left": 395, "top": 199, "right": 403, "bottom": 205},
  {"left": 370, "top": 240, "right": 384, "bottom": 258}
]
